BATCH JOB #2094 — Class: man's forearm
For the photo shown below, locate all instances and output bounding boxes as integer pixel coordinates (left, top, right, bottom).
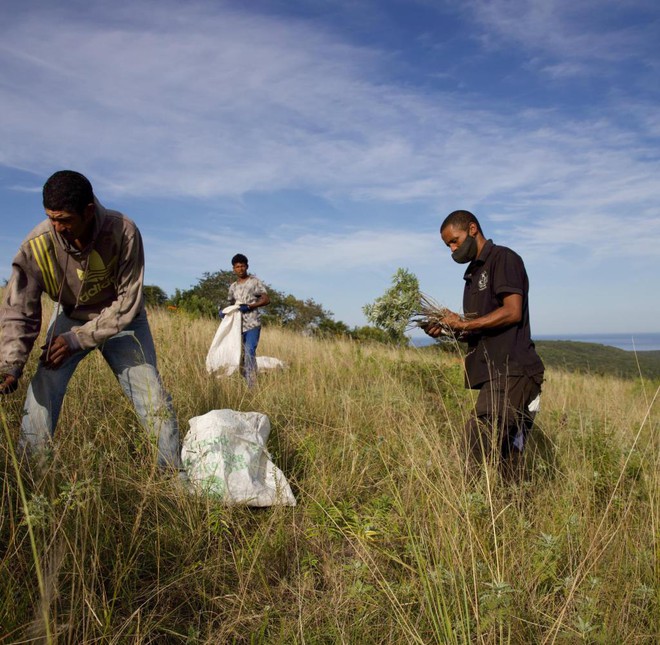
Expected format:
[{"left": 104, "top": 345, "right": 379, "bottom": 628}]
[
  {"left": 251, "top": 295, "right": 270, "bottom": 309},
  {"left": 447, "top": 294, "right": 522, "bottom": 333}
]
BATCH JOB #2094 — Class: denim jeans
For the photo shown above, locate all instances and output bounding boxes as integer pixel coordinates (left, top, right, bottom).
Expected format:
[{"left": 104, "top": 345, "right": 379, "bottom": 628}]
[
  {"left": 241, "top": 326, "right": 261, "bottom": 387},
  {"left": 19, "top": 309, "right": 183, "bottom": 470}
]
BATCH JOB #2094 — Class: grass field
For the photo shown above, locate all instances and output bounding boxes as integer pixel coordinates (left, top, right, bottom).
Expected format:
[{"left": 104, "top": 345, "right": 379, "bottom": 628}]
[{"left": 1, "top": 307, "right": 659, "bottom": 643}]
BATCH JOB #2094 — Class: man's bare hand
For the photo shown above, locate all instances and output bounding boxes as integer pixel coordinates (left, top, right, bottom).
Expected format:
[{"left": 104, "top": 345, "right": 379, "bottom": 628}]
[
  {"left": 442, "top": 311, "right": 466, "bottom": 331},
  {"left": 0, "top": 374, "right": 18, "bottom": 395},
  {"left": 423, "top": 321, "right": 446, "bottom": 338},
  {"left": 40, "top": 336, "right": 73, "bottom": 369}
]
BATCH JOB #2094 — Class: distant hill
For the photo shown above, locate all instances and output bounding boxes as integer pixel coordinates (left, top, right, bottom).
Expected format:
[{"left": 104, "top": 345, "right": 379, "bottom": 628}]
[
  {"left": 420, "top": 338, "right": 660, "bottom": 380},
  {"left": 534, "top": 340, "right": 660, "bottom": 380}
]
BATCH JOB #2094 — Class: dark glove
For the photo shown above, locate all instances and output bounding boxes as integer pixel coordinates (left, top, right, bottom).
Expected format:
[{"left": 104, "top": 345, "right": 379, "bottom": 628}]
[
  {"left": 218, "top": 308, "right": 226, "bottom": 319},
  {"left": 0, "top": 374, "right": 19, "bottom": 395},
  {"left": 239, "top": 304, "right": 250, "bottom": 314}
]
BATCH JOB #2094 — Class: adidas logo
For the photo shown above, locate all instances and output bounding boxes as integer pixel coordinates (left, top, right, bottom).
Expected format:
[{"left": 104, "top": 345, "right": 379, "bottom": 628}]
[{"left": 77, "top": 250, "right": 117, "bottom": 283}]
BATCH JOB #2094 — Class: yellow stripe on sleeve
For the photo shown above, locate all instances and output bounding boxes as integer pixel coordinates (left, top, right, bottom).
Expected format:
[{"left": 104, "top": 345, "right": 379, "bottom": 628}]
[
  {"left": 37, "top": 234, "right": 59, "bottom": 294},
  {"left": 29, "top": 235, "right": 59, "bottom": 298}
]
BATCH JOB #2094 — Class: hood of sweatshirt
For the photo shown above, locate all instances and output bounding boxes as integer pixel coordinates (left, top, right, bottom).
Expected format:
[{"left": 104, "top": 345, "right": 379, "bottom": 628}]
[{"left": 53, "top": 198, "right": 108, "bottom": 261}]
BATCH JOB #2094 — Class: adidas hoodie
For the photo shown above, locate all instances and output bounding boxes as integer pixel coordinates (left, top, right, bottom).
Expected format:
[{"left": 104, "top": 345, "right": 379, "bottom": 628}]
[{"left": 0, "top": 200, "right": 145, "bottom": 379}]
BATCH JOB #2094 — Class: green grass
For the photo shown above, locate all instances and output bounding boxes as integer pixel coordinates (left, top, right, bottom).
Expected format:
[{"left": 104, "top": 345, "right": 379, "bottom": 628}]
[{"left": 1, "top": 307, "right": 659, "bottom": 643}]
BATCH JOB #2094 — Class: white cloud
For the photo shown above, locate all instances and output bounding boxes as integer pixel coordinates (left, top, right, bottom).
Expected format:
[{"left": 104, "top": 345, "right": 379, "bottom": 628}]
[
  {"left": 147, "top": 225, "right": 435, "bottom": 278},
  {"left": 465, "top": 0, "right": 655, "bottom": 64},
  {"left": 512, "top": 210, "right": 660, "bottom": 261},
  {"left": 539, "top": 62, "right": 587, "bottom": 79},
  {"left": 0, "top": 1, "right": 658, "bottom": 228}
]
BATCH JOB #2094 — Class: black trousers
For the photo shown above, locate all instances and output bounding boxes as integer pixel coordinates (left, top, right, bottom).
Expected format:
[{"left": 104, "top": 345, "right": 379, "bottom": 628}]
[{"left": 466, "top": 373, "right": 543, "bottom": 468}]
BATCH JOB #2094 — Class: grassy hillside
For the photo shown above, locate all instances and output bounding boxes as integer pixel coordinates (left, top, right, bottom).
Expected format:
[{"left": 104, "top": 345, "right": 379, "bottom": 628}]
[
  {"left": 535, "top": 340, "right": 660, "bottom": 380},
  {"left": 1, "top": 308, "right": 659, "bottom": 643}
]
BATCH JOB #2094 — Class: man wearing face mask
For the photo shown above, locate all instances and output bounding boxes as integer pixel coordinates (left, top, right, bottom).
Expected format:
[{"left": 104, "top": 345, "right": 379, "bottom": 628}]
[{"left": 424, "top": 209, "right": 544, "bottom": 477}]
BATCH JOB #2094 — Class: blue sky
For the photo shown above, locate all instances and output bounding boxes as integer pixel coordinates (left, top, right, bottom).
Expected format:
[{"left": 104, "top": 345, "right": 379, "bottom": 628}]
[{"left": 1, "top": 0, "right": 659, "bottom": 335}]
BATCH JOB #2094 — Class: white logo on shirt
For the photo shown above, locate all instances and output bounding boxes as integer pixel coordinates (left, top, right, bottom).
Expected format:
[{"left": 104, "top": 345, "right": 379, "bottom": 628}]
[{"left": 478, "top": 271, "right": 488, "bottom": 291}]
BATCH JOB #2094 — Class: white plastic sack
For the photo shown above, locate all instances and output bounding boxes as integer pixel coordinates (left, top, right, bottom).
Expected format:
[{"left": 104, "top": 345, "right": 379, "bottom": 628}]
[
  {"left": 181, "top": 409, "right": 296, "bottom": 506},
  {"left": 256, "top": 356, "right": 286, "bottom": 371},
  {"left": 513, "top": 394, "right": 542, "bottom": 452},
  {"left": 528, "top": 394, "right": 541, "bottom": 414},
  {"left": 206, "top": 305, "right": 242, "bottom": 375}
]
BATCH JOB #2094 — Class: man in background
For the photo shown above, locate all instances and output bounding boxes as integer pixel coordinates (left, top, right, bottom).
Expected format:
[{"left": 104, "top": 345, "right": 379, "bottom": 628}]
[
  {"left": 424, "top": 210, "right": 545, "bottom": 478},
  {"left": 224, "top": 254, "right": 270, "bottom": 388},
  {"left": 0, "top": 170, "right": 184, "bottom": 476}
]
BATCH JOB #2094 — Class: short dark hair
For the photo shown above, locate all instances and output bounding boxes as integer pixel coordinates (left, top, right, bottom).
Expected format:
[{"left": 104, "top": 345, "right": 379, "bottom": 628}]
[
  {"left": 440, "top": 210, "right": 483, "bottom": 235},
  {"left": 232, "top": 253, "right": 248, "bottom": 266},
  {"left": 43, "top": 170, "right": 94, "bottom": 216}
]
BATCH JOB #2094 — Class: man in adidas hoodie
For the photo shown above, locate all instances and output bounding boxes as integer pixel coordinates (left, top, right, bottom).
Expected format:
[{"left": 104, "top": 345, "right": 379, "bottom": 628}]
[{"left": 0, "top": 170, "right": 183, "bottom": 473}]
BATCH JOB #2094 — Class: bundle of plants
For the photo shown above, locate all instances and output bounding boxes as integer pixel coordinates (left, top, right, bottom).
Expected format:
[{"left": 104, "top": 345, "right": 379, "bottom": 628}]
[
  {"left": 363, "top": 269, "right": 467, "bottom": 342},
  {"left": 409, "top": 292, "right": 451, "bottom": 331}
]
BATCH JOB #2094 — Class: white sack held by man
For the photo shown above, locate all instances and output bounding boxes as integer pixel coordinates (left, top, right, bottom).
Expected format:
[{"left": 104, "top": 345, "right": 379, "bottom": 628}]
[
  {"left": 206, "top": 305, "right": 287, "bottom": 376},
  {"left": 205, "top": 305, "right": 242, "bottom": 375}
]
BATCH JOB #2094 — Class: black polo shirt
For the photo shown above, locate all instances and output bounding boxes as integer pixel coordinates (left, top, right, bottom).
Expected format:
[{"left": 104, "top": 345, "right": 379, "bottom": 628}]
[{"left": 462, "top": 240, "right": 544, "bottom": 389}]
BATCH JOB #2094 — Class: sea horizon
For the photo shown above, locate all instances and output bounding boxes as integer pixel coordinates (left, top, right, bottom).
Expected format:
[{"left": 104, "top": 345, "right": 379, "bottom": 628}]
[
  {"left": 410, "top": 332, "right": 660, "bottom": 352},
  {"left": 533, "top": 332, "right": 660, "bottom": 352}
]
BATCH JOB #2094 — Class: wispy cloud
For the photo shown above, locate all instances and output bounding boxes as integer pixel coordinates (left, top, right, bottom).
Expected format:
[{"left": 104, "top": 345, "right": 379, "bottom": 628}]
[
  {"left": 465, "top": 0, "right": 656, "bottom": 64},
  {"left": 1, "top": 0, "right": 657, "bottom": 221},
  {"left": 147, "top": 226, "right": 435, "bottom": 277}
]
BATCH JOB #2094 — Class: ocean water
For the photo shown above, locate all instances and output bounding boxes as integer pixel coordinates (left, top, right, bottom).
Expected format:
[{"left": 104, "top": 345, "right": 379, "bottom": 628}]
[
  {"left": 533, "top": 333, "right": 660, "bottom": 352},
  {"left": 410, "top": 333, "right": 660, "bottom": 352}
]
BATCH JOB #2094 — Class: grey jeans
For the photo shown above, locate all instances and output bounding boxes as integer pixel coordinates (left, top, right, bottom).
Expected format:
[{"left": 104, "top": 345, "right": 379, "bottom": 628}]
[{"left": 19, "top": 310, "right": 182, "bottom": 470}]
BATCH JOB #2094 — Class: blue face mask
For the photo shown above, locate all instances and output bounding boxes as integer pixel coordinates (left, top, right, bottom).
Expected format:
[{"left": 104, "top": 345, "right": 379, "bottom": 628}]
[{"left": 451, "top": 234, "right": 477, "bottom": 264}]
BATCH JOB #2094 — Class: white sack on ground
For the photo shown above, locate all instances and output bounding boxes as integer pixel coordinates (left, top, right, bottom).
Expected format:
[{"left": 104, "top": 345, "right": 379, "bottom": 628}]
[
  {"left": 182, "top": 409, "right": 296, "bottom": 506},
  {"left": 256, "top": 356, "right": 286, "bottom": 370},
  {"left": 205, "top": 305, "right": 241, "bottom": 375}
]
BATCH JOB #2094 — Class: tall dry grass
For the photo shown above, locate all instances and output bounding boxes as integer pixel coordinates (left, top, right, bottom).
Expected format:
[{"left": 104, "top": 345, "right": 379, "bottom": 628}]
[{"left": 1, "top": 305, "right": 658, "bottom": 643}]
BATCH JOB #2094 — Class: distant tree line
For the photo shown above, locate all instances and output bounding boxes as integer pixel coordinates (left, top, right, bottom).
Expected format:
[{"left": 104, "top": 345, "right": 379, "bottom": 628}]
[{"left": 143, "top": 272, "right": 399, "bottom": 344}]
